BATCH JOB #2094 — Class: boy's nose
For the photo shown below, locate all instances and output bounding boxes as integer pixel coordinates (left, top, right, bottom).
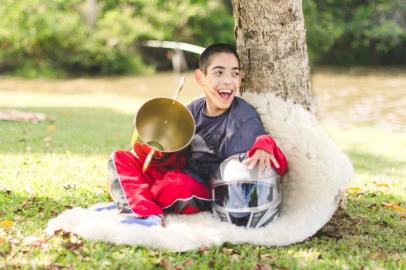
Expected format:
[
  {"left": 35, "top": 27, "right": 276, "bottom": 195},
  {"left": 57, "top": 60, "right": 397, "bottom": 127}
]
[
  {"left": 221, "top": 81, "right": 233, "bottom": 89},
  {"left": 222, "top": 74, "right": 235, "bottom": 85}
]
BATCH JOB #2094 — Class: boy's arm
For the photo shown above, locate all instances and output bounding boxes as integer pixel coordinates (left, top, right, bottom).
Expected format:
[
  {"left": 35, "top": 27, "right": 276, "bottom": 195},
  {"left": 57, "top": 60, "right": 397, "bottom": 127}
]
[
  {"left": 133, "top": 143, "right": 189, "bottom": 169},
  {"left": 245, "top": 134, "right": 288, "bottom": 176}
]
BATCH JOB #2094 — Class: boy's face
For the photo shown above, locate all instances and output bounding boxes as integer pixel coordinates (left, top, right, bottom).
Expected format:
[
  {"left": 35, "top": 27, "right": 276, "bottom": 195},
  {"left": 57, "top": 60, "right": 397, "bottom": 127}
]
[{"left": 195, "top": 52, "right": 241, "bottom": 116}]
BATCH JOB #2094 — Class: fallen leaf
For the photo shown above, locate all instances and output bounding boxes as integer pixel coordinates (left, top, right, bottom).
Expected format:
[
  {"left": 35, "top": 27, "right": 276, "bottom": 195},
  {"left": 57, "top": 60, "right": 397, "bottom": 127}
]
[
  {"left": 382, "top": 202, "right": 406, "bottom": 216},
  {"left": 0, "top": 220, "right": 13, "bottom": 229},
  {"left": 13, "top": 216, "right": 24, "bottom": 221},
  {"left": 25, "top": 236, "right": 48, "bottom": 249},
  {"left": 21, "top": 200, "right": 31, "bottom": 210},
  {"left": 45, "top": 263, "right": 67, "bottom": 270},
  {"left": 184, "top": 258, "right": 194, "bottom": 267},
  {"left": 1, "top": 189, "right": 11, "bottom": 195},
  {"left": 372, "top": 251, "right": 385, "bottom": 260},
  {"left": 50, "top": 210, "right": 59, "bottom": 217},
  {"left": 63, "top": 184, "right": 76, "bottom": 190},
  {"left": 222, "top": 247, "right": 241, "bottom": 255},
  {"left": 208, "top": 259, "right": 215, "bottom": 267},
  {"left": 252, "top": 263, "right": 273, "bottom": 270},
  {"left": 367, "top": 203, "right": 377, "bottom": 209},
  {"left": 375, "top": 183, "right": 389, "bottom": 188},
  {"left": 347, "top": 187, "right": 363, "bottom": 194},
  {"left": 260, "top": 253, "right": 274, "bottom": 260},
  {"left": 275, "top": 267, "right": 290, "bottom": 270},
  {"left": 231, "top": 254, "right": 241, "bottom": 262},
  {"left": 63, "top": 234, "right": 83, "bottom": 252},
  {"left": 159, "top": 259, "right": 175, "bottom": 270},
  {"left": 54, "top": 229, "right": 74, "bottom": 239},
  {"left": 63, "top": 241, "right": 83, "bottom": 251},
  {"left": 53, "top": 229, "right": 64, "bottom": 236},
  {"left": 198, "top": 245, "right": 209, "bottom": 254}
]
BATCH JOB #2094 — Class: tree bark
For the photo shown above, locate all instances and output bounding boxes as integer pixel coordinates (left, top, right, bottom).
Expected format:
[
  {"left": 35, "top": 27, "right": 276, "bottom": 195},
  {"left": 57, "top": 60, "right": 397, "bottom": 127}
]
[{"left": 231, "top": 0, "right": 315, "bottom": 112}]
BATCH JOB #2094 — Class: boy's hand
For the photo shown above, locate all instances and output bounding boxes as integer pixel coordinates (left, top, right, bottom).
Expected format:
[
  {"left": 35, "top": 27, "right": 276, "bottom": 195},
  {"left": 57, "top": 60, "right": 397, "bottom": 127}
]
[{"left": 242, "top": 149, "right": 280, "bottom": 177}]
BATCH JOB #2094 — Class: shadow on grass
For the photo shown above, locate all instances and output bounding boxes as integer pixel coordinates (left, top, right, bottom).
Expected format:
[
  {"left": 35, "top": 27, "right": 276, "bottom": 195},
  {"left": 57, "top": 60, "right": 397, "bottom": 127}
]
[
  {"left": 0, "top": 106, "right": 134, "bottom": 155},
  {"left": 346, "top": 149, "right": 405, "bottom": 177}
]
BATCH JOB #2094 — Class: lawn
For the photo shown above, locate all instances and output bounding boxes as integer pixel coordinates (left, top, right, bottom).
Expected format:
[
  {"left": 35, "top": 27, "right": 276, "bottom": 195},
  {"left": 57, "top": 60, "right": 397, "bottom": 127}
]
[{"left": 0, "top": 75, "right": 405, "bottom": 269}]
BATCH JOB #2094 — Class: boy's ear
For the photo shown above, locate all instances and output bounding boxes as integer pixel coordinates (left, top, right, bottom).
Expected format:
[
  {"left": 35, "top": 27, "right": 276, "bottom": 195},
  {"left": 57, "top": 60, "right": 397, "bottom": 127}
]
[{"left": 194, "top": 69, "right": 205, "bottom": 86}]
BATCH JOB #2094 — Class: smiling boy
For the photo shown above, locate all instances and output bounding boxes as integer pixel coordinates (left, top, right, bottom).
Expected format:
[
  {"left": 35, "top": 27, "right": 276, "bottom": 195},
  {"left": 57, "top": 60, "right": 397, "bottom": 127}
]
[
  {"left": 183, "top": 43, "right": 287, "bottom": 184},
  {"left": 107, "top": 43, "right": 287, "bottom": 226}
]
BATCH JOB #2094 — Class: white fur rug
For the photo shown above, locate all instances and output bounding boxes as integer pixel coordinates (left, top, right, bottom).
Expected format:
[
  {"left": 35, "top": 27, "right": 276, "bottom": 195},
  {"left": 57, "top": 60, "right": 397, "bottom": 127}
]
[{"left": 46, "top": 93, "right": 353, "bottom": 251}]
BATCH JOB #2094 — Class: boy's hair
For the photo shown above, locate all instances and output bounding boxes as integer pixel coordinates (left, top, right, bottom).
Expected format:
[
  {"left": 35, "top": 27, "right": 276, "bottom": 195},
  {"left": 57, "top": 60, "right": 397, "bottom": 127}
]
[{"left": 199, "top": 43, "right": 240, "bottom": 74}]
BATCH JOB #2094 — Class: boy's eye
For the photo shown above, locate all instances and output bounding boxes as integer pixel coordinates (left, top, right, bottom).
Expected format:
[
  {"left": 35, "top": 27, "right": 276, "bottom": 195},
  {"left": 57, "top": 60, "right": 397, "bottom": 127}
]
[
  {"left": 214, "top": 70, "right": 223, "bottom": 76},
  {"left": 232, "top": 71, "right": 240, "bottom": 77}
]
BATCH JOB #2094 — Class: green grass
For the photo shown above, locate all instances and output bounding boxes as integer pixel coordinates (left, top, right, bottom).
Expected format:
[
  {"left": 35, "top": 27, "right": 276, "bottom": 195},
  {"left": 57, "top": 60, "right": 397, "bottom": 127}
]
[{"left": 0, "top": 90, "right": 405, "bottom": 269}]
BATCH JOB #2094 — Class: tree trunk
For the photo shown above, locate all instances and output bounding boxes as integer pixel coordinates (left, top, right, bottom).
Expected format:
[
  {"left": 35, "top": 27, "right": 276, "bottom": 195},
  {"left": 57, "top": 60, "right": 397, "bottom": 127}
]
[
  {"left": 231, "top": 0, "right": 315, "bottom": 112},
  {"left": 86, "top": 0, "right": 97, "bottom": 27}
]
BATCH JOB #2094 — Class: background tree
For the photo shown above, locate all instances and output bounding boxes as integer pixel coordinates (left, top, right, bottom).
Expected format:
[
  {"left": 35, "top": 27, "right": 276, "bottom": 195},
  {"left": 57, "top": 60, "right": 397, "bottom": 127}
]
[
  {"left": 0, "top": 0, "right": 405, "bottom": 77},
  {"left": 231, "top": 0, "right": 315, "bottom": 112}
]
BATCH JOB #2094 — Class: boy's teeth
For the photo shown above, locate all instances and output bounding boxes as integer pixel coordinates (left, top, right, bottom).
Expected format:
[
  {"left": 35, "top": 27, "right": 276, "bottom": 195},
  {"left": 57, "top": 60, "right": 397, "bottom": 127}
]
[{"left": 218, "top": 89, "right": 232, "bottom": 100}]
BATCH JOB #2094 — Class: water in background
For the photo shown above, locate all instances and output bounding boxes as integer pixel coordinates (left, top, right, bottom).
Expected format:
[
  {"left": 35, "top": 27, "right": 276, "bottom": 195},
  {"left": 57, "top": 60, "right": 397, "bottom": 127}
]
[{"left": 0, "top": 67, "right": 405, "bottom": 131}]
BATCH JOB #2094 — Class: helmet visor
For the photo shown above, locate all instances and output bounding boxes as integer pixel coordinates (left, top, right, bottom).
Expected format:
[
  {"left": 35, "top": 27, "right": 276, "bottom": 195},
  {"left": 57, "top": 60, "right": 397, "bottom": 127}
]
[{"left": 213, "top": 181, "right": 273, "bottom": 209}]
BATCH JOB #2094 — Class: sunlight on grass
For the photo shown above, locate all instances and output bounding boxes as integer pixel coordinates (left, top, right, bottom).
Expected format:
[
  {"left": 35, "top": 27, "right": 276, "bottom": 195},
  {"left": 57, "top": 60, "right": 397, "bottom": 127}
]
[
  {"left": 0, "top": 91, "right": 143, "bottom": 115},
  {"left": 288, "top": 248, "right": 321, "bottom": 263},
  {"left": 0, "top": 153, "right": 108, "bottom": 199},
  {"left": 327, "top": 126, "right": 406, "bottom": 199}
]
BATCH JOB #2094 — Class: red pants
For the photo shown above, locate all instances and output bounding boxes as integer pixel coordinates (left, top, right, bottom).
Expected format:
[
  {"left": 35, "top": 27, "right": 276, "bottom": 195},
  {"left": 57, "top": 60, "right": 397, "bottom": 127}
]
[{"left": 107, "top": 149, "right": 211, "bottom": 217}]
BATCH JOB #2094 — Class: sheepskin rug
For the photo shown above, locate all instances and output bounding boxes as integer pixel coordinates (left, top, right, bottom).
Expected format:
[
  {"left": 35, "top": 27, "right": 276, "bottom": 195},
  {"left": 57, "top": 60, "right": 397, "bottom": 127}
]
[{"left": 46, "top": 93, "right": 353, "bottom": 251}]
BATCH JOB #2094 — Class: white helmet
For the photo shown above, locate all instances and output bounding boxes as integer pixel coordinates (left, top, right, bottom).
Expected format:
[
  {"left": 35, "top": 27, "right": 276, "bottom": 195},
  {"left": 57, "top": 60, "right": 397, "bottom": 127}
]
[{"left": 211, "top": 153, "right": 281, "bottom": 228}]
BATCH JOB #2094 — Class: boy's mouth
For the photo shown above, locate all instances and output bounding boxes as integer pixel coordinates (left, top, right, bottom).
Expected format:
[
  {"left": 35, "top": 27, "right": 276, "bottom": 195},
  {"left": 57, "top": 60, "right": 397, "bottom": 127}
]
[{"left": 217, "top": 90, "right": 233, "bottom": 101}]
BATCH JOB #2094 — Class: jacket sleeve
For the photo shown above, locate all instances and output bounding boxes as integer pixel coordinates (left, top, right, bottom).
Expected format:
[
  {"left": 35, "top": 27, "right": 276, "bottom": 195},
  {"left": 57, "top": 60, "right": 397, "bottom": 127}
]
[{"left": 246, "top": 134, "right": 288, "bottom": 176}]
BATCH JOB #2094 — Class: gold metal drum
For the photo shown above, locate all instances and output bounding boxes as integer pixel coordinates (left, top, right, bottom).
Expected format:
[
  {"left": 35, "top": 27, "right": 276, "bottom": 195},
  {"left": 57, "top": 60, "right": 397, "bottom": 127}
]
[
  {"left": 131, "top": 97, "right": 195, "bottom": 171},
  {"left": 134, "top": 97, "right": 195, "bottom": 152}
]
